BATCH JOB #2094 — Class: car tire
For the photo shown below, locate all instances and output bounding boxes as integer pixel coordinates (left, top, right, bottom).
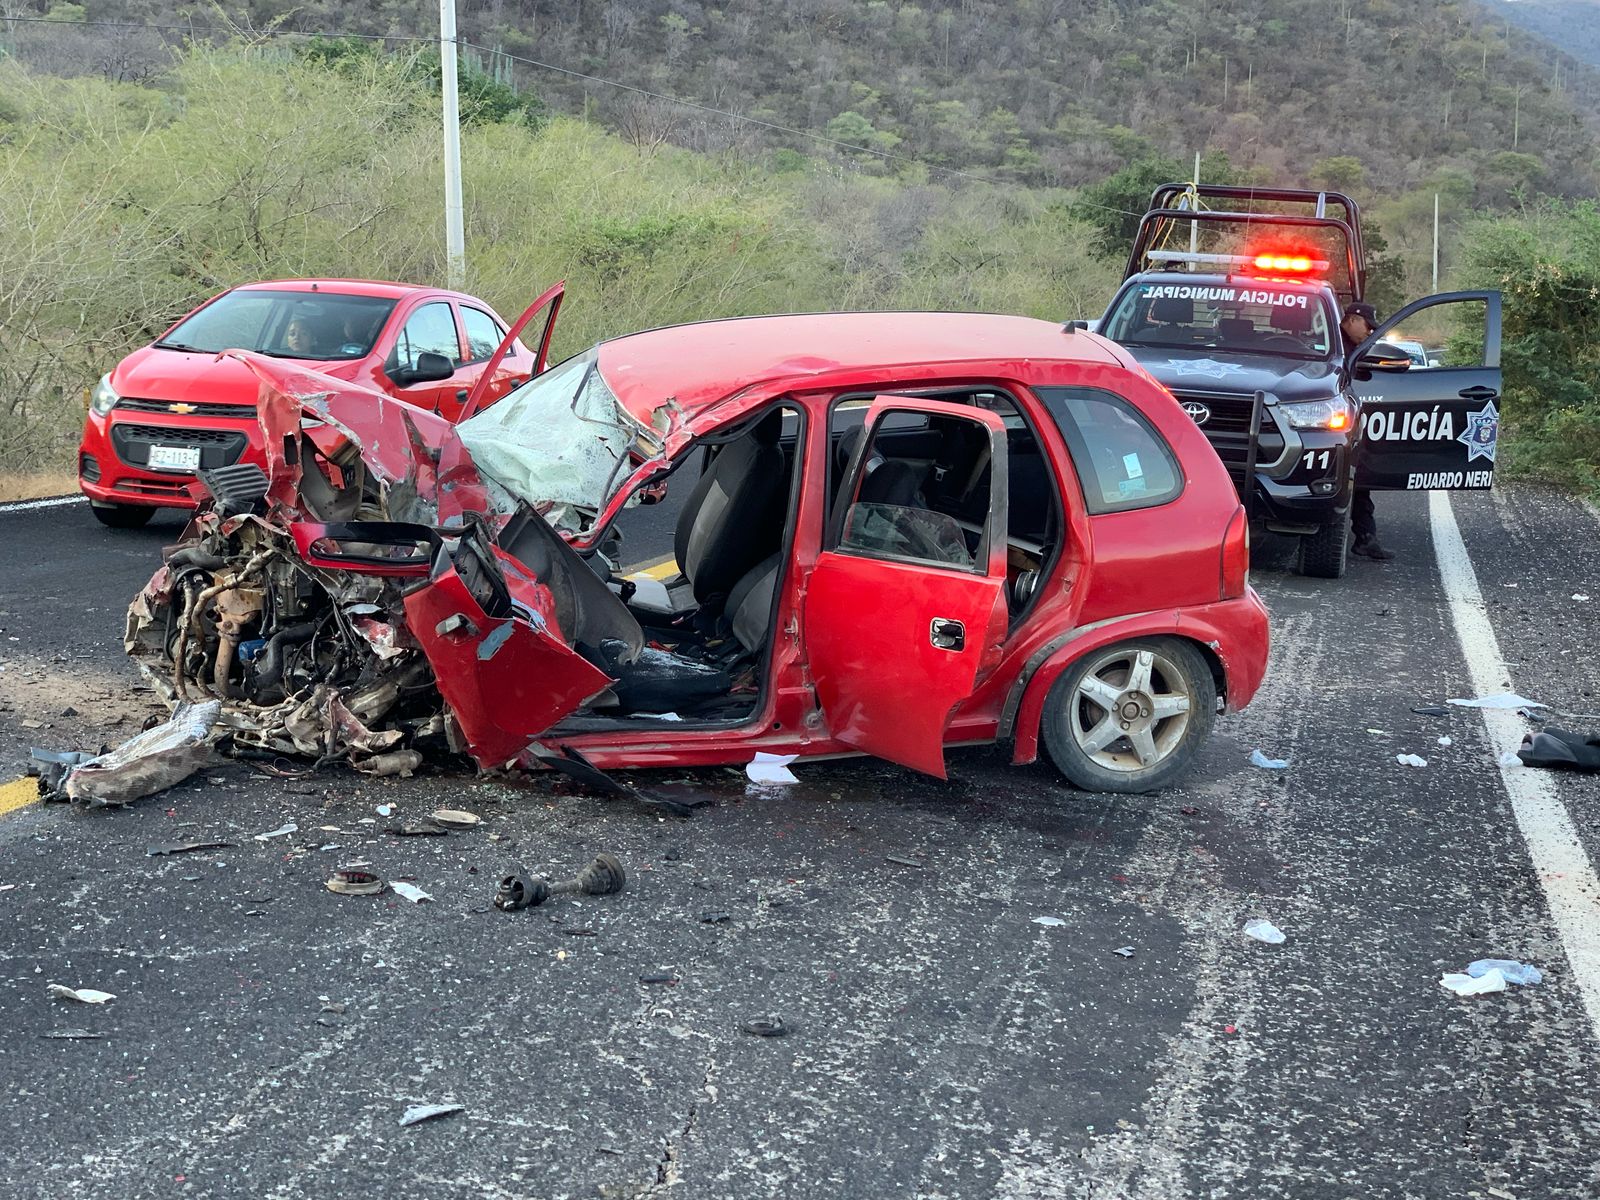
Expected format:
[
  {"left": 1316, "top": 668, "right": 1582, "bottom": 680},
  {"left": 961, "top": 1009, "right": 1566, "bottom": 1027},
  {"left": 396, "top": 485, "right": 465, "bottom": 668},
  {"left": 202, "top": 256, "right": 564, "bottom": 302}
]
[
  {"left": 1297, "top": 517, "right": 1348, "bottom": 579},
  {"left": 1040, "top": 637, "right": 1217, "bottom": 794},
  {"left": 90, "top": 501, "right": 156, "bottom": 529}
]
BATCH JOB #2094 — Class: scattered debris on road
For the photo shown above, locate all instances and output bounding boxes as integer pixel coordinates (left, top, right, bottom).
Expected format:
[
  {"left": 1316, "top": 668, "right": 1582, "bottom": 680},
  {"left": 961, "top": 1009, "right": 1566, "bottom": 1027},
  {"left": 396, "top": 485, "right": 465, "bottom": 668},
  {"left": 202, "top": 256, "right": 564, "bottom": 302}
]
[
  {"left": 1517, "top": 728, "right": 1600, "bottom": 773},
  {"left": 1447, "top": 693, "right": 1546, "bottom": 710},
  {"left": 1112, "top": 946, "right": 1136, "bottom": 958},
  {"left": 746, "top": 752, "right": 799, "bottom": 785},
  {"left": 699, "top": 911, "right": 731, "bottom": 925},
  {"left": 1249, "top": 749, "right": 1289, "bottom": 769},
  {"left": 253, "top": 822, "right": 298, "bottom": 841},
  {"left": 41, "top": 701, "right": 221, "bottom": 807},
  {"left": 1032, "top": 916, "right": 1066, "bottom": 927},
  {"left": 1468, "top": 958, "right": 1543, "bottom": 986},
  {"left": 431, "top": 809, "right": 480, "bottom": 829},
  {"left": 1437, "top": 736, "right": 1453, "bottom": 747},
  {"left": 41, "top": 1029, "right": 104, "bottom": 1040},
  {"left": 639, "top": 972, "right": 679, "bottom": 985},
  {"left": 325, "top": 868, "right": 386, "bottom": 896},
  {"left": 399, "top": 1103, "right": 465, "bottom": 1127},
  {"left": 1243, "top": 919, "right": 1286, "bottom": 944},
  {"left": 147, "top": 839, "right": 236, "bottom": 857},
  {"left": 390, "top": 881, "right": 433, "bottom": 904},
  {"left": 494, "top": 853, "right": 627, "bottom": 911},
  {"left": 884, "top": 854, "right": 922, "bottom": 868},
  {"left": 1440, "top": 970, "right": 1507, "bottom": 996},
  {"left": 47, "top": 984, "right": 116, "bottom": 1005},
  {"left": 1396, "top": 753, "right": 1429, "bottom": 768},
  {"left": 741, "top": 1017, "right": 788, "bottom": 1037},
  {"left": 1411, "top": 705, "right": 1448, "bottom": 717}
]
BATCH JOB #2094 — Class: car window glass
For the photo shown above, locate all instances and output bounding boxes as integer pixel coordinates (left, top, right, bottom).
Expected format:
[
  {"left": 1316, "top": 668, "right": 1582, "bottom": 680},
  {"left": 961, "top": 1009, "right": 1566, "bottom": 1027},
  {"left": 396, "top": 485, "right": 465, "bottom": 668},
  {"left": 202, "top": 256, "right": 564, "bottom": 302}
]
[
  {"left": 1102, "top": 282, "right": 1334, "bottom": 360},
  {"left": 393, "top": 303, "right": 462, "bottom": 372},
  {"left": 159, "top": 292, "right": 395, "bottom": 360},
  {"left": 1380, "top": 298, "right": 1489, "bottom": 370},
  {"left": 834, "top": 408, "right": 992, "bottom": 571},
  {"left": 1036, "top": 387, "right": 1183, "bottom": 515},
  {"left": 460, "top": 307, "right": 504, "bottom": 362}
]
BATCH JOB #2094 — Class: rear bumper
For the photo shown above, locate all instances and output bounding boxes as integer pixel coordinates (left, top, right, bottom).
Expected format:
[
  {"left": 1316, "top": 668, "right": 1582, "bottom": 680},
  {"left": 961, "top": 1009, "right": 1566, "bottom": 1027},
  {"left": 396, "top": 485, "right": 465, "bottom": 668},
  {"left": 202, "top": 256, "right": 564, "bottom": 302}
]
[{"left": 78, "top": 409, "right": 262, "bottom": 509}]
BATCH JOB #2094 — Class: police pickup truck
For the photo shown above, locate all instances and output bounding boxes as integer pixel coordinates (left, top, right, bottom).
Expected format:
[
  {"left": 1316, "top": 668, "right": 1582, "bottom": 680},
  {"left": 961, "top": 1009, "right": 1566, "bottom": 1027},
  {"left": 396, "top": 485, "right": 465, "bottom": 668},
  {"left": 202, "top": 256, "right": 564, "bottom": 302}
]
[{"left": 1092, "top": 184, "right": 1501, "bottom": 577}]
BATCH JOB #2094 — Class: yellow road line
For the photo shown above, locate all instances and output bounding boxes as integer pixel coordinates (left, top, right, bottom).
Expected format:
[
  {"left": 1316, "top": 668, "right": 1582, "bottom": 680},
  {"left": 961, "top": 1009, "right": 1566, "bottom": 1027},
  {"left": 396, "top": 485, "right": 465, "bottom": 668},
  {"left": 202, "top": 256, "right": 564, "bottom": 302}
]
[
  {"left": 0, "top": 776, "right": 39, "bottom": 818},
  {"left": 625, "top": 555, "right": 679, "bottom": 581}
]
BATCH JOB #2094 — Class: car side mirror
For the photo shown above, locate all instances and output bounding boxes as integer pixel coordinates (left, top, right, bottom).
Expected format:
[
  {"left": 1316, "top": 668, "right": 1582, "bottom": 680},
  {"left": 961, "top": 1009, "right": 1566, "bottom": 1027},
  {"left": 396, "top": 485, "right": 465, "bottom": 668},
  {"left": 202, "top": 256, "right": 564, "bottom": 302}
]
[{"left": 392, "top": 351, "right": 455, "bottom": 386}]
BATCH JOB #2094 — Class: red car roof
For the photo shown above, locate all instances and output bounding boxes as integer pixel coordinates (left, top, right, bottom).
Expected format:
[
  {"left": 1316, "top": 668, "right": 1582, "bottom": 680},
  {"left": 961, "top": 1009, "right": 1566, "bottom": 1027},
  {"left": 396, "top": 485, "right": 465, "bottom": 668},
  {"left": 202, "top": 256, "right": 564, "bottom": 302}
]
[
  {"left": 595, "top": 311, "right": 1122, "bottom": 426},
  {"left": 235, "top": 279, "right": 441, "bottom": 300}
]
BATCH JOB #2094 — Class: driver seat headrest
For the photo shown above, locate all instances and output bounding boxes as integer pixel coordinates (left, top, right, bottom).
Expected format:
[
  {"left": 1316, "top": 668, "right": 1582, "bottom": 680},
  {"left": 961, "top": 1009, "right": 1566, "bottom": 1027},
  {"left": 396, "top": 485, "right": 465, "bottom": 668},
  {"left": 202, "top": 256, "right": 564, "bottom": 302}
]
[{"left": 1150, "top": 296, "right": 1193, "bottom": 324}]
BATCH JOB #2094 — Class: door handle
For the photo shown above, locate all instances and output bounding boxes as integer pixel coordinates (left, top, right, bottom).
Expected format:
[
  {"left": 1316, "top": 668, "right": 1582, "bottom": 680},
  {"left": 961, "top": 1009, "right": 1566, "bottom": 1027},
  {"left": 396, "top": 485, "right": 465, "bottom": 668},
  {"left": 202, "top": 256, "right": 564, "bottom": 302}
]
[
  {"left": 929, "top": 618, "right": 965, "bottom": 652},
  {"left": 1458, "top": 385, "right": 1497, "bottom": 401}
]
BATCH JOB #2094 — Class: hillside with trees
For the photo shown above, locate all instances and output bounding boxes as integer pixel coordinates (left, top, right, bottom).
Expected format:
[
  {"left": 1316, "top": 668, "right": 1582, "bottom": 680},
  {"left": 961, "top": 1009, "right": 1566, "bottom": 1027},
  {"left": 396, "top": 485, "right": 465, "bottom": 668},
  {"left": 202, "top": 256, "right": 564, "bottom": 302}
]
[
  {"left": 1487, "top": 0, "right": 1600, "bottom": 72},
  {"left": 4, "top": 0, "right": 1599, "bottom": 200}
]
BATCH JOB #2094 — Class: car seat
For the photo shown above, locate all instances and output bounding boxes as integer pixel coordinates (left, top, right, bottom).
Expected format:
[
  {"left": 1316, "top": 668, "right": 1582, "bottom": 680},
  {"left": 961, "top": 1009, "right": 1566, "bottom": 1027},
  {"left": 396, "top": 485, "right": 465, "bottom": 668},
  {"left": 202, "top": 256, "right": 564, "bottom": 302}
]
[{"left": 673, "top": 409, "right": 788, "bottom": 605}]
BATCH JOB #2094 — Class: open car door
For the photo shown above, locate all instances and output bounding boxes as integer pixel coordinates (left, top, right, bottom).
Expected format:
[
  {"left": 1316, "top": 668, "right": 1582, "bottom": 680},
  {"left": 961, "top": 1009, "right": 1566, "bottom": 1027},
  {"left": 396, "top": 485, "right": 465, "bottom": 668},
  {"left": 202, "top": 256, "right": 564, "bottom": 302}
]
[
  {"left": 803, "top": 396, "right": 1011, "bottom": 778},
  {"left": 1352, "top": 290, "right": 1502, "bottom": 491},
  {"left": 458, "top": 280, "right": 565, "bottom": 421}
]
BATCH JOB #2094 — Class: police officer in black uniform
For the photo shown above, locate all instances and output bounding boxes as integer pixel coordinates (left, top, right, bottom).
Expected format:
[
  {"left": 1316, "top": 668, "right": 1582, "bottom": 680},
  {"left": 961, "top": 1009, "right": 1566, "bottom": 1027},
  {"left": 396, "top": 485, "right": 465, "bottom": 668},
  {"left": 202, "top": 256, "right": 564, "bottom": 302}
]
[{"left": 1341, "top": 301, "right": 1395, "bottom": 561}]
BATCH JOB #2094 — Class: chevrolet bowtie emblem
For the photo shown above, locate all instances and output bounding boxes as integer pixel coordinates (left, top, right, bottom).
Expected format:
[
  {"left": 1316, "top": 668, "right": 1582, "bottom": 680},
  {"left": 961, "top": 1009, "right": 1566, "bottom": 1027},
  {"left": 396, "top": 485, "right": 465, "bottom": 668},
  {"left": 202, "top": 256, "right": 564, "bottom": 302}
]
[{"left": 169, "top": 403, "right": 197, "bottom": 414}]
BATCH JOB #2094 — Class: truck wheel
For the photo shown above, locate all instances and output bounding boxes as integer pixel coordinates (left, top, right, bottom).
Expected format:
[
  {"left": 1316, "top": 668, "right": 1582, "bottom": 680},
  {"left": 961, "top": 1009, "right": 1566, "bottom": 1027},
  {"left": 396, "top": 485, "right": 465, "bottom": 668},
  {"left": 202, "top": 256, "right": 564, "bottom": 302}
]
[
  {"left": 1297, "top": 518, "right": 1348, "bottom": 578},
  {"left": 1040, "top": 637, "right": 1216, "bottom": 794},
  {"left": 90, "top": 501, "right": 155, "bottom": 529}
]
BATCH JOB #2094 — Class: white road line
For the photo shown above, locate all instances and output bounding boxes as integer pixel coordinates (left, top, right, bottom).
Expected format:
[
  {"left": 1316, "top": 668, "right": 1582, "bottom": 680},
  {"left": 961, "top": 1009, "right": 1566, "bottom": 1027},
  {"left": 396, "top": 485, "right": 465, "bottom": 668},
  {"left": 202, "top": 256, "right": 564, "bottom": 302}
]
[
  {"left": 1431, "top": 489, "right": 1600, "bottom": 1039},
  {"left": 0, "top": 494, "right": 83, "bottom": 513}
]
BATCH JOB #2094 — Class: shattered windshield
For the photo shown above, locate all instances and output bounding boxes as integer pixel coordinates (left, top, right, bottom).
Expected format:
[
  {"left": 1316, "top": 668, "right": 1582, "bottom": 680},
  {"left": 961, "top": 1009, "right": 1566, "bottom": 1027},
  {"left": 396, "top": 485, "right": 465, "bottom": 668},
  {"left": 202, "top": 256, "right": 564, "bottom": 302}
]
[
  {"left": 158, "top": 290, "right": 397, "bottom": 360},
  {"left": 1103, "top": 281, "right": 1336, "bottom": 361},
  {"left": 457, "top": 349, "right": 653, "bottom": 532}
]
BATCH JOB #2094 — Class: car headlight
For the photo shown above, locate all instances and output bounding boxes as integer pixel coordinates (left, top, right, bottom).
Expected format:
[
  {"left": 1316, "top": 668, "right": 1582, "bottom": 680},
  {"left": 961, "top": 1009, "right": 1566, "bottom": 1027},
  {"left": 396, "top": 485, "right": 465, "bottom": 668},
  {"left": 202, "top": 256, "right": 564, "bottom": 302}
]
[
  {"left": 1279, "top": 397, "right": 1352, "bottom": 432},
  {"left": 89, "top": 374, "right": 119, "bottom": 416}
]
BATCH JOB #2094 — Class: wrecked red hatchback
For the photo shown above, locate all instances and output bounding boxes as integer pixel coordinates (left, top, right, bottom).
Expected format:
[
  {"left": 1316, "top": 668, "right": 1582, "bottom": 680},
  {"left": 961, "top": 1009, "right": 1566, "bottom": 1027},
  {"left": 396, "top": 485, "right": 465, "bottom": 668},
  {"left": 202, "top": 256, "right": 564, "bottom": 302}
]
[{"left": 126, "top": 293, "right": 1269, "bottom": 792}]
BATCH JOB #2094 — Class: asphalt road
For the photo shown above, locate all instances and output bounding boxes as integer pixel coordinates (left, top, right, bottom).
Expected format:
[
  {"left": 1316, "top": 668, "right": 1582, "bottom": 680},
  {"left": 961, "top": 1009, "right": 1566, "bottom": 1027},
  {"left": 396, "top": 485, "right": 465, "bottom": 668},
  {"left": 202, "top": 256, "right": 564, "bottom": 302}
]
[{"left": 1, "top": 485, "right": 1599, "bottom": 1199}]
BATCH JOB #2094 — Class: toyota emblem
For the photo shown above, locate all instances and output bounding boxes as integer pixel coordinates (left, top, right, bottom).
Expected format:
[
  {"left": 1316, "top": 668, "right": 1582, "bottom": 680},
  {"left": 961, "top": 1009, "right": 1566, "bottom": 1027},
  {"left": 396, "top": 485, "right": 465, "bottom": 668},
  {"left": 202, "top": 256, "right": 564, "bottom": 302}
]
[{"left": 1181, "top": 401, "right": 1211, "bottom": 425}]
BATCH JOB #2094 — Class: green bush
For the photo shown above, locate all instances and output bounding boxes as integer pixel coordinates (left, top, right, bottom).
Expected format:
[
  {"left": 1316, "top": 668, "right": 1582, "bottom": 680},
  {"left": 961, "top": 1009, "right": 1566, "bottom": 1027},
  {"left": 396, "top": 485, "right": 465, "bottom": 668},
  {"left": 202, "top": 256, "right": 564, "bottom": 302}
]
[{"left": 1455, "top": 201, "right": 1600, "bottom": 492}]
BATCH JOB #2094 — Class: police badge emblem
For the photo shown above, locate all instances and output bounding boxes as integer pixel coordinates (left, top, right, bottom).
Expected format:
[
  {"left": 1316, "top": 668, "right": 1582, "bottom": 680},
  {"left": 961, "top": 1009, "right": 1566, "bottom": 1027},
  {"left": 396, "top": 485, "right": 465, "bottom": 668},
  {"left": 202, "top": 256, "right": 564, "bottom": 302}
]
[{"left": 1457, "top": 400, "right": 1499, "bottom": 464}]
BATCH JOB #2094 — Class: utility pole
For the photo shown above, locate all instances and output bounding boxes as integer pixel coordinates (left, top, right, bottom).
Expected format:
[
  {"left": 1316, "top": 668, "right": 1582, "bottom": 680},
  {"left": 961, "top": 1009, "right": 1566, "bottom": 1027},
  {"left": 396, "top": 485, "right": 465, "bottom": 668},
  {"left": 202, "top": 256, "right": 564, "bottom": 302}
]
[
  {"left": 440, "top": 0, "right": 466, "bottom": 290},
  {"left": 1189, "top": 151, "right": 1200, "bottom": 257},
  {"left": 1432, "top": 192, "right": 1440, "bottom": 292}
]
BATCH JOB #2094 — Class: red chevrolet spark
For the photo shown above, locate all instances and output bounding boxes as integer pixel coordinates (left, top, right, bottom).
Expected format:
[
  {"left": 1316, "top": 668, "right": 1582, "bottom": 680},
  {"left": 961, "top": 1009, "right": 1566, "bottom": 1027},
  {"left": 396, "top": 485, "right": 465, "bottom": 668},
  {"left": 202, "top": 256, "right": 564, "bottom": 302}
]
[
  {"left": 127, "top": 295, "right": 1270, "bottom": 793},
  {"left": 78, "top": 279, "right": 542, "bottom": 527}
]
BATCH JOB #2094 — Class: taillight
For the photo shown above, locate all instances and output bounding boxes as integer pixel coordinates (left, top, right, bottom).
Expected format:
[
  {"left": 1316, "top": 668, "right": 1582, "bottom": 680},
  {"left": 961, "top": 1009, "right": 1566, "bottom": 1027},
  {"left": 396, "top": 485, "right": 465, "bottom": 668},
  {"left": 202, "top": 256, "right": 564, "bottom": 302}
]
[{"left": 1220, "top": 504, "right": 1249, "bottom": 598}]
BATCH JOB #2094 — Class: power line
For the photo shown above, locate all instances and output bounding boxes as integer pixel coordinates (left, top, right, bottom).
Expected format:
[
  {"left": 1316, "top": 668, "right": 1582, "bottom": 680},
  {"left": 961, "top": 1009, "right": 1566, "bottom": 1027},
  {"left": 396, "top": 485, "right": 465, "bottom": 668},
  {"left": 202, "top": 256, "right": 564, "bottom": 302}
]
[{"left": 1, "top": 12, "right": 1138, "bottom": 216}]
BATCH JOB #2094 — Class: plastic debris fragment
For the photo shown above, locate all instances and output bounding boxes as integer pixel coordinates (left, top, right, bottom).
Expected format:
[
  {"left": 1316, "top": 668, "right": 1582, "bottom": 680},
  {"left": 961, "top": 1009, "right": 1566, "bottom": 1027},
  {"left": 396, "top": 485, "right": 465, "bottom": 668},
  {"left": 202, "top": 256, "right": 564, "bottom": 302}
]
[
  {"left": 64, "top": 701, "right": 221, "bottom": 807},
  {"left": 431, "top": 809, "right": 480, "bottom": 829},
  {"left": 1468, "top": 958, "right": 1542, "bottom": 986},
  {"left": 325, "top": 869, "right": 386, "bottom": 896},
  {"left": 147, "top": 839, "right": 235, "bottom": 857},
  {"left": 741, "top": 1016, "right": 788, "bottom": 1037},
  {"left": 1112, "top": 946, "right": 1136, "bottom": 958},
  {"left": 1447, "top": 693, "right": 1546, "bottom": 710},
  {"left": 399, "top": 1103, "right": 464, "bottom": 1127},
  {"left": 1437, "top": 736, "right": 1453, "bottom": 747},
  {"left": 390, "top": 881, "right": 433, "bottom": 904},
  {"left": 47, "top": 985, "right": 116, "bottom": 1005},
  {"left": 1396, "top": 753, "right": 1428, "bottom": 768},
  {"left": 1249, "top": 749, "right": 1289, "bottom": 769},
  {"left": 254, "top": 823, "right": 298, "bottom": 841},
  {"left": 1032, "top": 916, "right": 1066, "bottom": 927},
  {"left": 1243, "top": 919, "right": 1286, "bottom": 944}
]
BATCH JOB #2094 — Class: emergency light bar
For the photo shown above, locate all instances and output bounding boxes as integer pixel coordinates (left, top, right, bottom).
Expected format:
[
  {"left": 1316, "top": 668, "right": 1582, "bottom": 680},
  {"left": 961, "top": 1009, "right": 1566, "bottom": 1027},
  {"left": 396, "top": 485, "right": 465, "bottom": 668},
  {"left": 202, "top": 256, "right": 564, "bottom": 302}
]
[{"left": 1146, "top": 249, "right": 1331, "bottom": 273}]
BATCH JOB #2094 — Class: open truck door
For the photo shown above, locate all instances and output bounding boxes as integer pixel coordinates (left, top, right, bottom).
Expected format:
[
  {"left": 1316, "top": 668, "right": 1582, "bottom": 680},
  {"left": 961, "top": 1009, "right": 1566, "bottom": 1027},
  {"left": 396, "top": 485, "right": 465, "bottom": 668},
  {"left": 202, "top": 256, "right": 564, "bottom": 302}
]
[
  {"left": 1352, "top": 290, "right": 1502, "bottom": 491},
  {"left": 803, "top": 396, "right": 1011, "bottom": 779}
]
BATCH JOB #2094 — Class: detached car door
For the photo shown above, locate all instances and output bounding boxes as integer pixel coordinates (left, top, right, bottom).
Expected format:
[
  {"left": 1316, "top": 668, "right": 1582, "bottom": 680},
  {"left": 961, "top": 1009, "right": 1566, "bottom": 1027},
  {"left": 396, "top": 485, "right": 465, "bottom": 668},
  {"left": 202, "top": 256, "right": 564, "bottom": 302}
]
[
  {"left": 1352, "top": 290, "right": 1502, "bottom": 491},
  {"left": 804, "top": 396, "right": 1011, "bottom": 778}
]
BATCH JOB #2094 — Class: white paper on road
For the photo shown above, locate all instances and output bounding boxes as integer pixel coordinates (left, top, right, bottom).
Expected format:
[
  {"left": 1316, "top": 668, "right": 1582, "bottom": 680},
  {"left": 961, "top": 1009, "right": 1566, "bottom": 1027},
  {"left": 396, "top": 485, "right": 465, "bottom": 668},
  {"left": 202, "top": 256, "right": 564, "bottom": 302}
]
[
  {"left": 1440, "top": 969, "right": 1508, "bottom": 996},
  {"left": 746, "top": 752, "right": 798, "bottom": 785},
  {"left": 390, "top": 881, "right": 433, "bottom": 904},
  {"left": 1396, "top": 753, "right": 1429, "bottom": 768},
  {"left": 1447, "top": 693, "right": 1546, "bottom": 710}
]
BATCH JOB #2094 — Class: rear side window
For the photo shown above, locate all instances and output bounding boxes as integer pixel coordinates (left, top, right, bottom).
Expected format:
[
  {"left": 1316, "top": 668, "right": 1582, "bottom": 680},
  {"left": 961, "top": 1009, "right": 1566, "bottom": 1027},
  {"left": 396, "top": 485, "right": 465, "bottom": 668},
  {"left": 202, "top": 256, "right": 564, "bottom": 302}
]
[
  {"left": 460, "top": 307, "right": 504, "bottom": 362},
  {"left": 393, "top": 302, "right": 463, "bottom": 371},
  {"left": 1036, "top": 386, "right": 1183, "bottom": 514}
]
